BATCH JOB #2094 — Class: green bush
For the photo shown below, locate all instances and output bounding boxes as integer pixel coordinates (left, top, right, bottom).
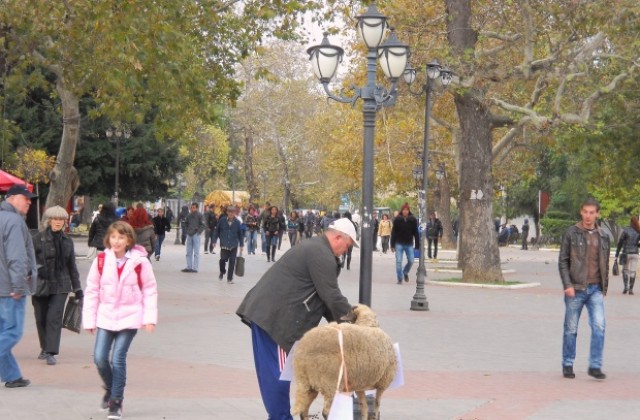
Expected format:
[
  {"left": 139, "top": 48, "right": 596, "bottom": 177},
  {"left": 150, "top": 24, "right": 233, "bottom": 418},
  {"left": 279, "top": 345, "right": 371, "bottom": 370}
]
[
  {"left": 540, "top": 218, "right": 576, "bottom": 242},
  {"left": 544, "top": 210, "right": 573, "bottom": 220}
]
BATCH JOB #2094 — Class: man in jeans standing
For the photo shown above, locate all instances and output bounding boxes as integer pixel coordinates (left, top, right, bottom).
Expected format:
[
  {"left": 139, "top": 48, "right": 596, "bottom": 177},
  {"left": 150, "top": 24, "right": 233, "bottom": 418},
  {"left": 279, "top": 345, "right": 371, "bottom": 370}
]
[
  {"left": 212, "top": 206, "right": 244, "bottom": 284},
  {"left": 390, "top": 203, "right": 419, "bottom": 285},
  {"left": 181, "top": 203, "right": 205, "bottom": 273},
  {"left": 0, "top": 185, "right": 38, "bottom": 388},
  {"left": 559, "top": 197, "right": 609, "bottom": 380}
]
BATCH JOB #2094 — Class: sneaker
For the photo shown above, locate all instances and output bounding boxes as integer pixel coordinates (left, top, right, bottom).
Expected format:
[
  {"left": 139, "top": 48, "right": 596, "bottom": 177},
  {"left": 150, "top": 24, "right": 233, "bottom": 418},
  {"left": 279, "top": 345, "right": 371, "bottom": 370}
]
[
  {"left": 101, "top": 388, "right": 111, "bottom": 410},
  {"left": 181, "top": 268, "right": 191, "bottom": 273},
  {"left": 38, "top": 350, "right": 47, "bottom": 360},
  {"left": 218, "top": 273, "right": 224, "bottom": 280},
  {"left": 5, "top": 377, "right": 30, "bottom": 388},
  {"left": 403, "top": 273, "right": 409, "bottom": 282},
  {"left": 46, "top": 354, "right": 57, "bottom": 365},
  {"left": 562, "top": 365, "right": 575, "bottom": 379},
  {"left": 107, "top": 399, "right": 123, "bottom": 419},
  {"left": 588, "top": 368, "right": 606, "bottom": 380},
  {"left": 155, "top": 255, "right": 160, "bottom": 261}
]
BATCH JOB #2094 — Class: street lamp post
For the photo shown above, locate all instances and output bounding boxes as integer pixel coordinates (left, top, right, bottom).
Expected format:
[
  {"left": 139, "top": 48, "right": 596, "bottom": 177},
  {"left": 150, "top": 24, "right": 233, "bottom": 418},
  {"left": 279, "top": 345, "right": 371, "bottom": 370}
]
[
  {"left": 404, "top": 60, "right": 452, "bottom": 311},
  {"left": 105, "top": 125, "right": 132, "bottom": 207},
  {"left": 308, "top": 3, "right": 409, "bottom": 306},
  {"left": 173, "top": 174, "right": 187, "bottom": 245}
]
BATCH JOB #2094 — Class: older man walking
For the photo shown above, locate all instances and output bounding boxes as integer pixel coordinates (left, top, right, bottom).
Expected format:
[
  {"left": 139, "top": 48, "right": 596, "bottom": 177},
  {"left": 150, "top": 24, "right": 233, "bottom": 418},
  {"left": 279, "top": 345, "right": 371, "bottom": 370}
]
[{"left": 0, "top": 184, "right": 38, "bottom": 388}]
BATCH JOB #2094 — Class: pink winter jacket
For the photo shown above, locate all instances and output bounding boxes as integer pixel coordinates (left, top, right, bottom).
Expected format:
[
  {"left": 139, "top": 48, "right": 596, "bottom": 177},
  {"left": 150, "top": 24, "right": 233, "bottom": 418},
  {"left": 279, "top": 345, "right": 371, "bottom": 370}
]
[{"left": 83, "top": 245, "right": 158, "bottom": 331}]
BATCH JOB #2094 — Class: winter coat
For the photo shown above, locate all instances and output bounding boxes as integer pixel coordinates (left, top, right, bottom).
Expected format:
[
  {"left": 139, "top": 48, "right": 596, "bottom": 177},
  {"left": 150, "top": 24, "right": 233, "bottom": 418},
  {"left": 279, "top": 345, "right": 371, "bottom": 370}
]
[
  {"left": 390, "top": 214, "right": 420, "bottom": 248},
  {"left": 378, "top": 220, "right": 392, "bottom": 237},
  {"left": 32, "top": 228, "right": 81, "bottom": 295},
  {"left": 426, "top": 218, "right": 443, "bottom": 239},
  {"left": 82, "top": 245, "right": 158, "bottom": 331},
  {"left": 213, "top": 215, "right": 244, "bottom": 249},
  {"left": 559, "top": 224, "right": 610, "bottom": 295},
  {"left": 205, "top": 211, "right": 218, "bottom": 230},
  {"left": 615, "top": 226, "right": 640, "bottom": 257},
  {"left": 264, "top": 215, "right": 282, "bottom": 234},
  {"left": 152, "top": 215, "right": 171, "bottom": 236},
  {"left": 88, "top": 214, "right": 118, "bottom": 250},
  {"left": 0, "top": 201, "right": 37, "bottom": 296},
  {"left": 185, "top": 211, "right": 205, "bottom": 236},
  {"left": 135, "top": 225, "right": 156, "bottom": 256}
]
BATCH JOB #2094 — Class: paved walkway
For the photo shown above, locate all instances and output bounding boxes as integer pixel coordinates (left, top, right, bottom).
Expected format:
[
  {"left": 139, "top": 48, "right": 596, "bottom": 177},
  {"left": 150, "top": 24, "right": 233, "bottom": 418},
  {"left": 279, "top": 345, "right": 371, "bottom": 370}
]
[{"left": 1, "top": 236, "right": 639, "bottom": 419}]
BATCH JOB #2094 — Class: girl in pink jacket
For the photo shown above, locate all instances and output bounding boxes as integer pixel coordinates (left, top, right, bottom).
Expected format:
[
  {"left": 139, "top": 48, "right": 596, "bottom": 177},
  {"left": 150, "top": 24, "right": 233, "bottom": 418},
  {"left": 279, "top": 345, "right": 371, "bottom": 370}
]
[{"left": 83, "top": 221, "right": 158, "bottom": 420}]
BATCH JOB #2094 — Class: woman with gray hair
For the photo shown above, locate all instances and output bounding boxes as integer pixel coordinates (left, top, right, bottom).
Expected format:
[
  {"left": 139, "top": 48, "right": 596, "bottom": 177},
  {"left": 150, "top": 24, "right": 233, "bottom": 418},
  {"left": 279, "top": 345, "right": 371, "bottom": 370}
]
[{"left": 32, "top": 205, "right": 82, "bottom": 366}]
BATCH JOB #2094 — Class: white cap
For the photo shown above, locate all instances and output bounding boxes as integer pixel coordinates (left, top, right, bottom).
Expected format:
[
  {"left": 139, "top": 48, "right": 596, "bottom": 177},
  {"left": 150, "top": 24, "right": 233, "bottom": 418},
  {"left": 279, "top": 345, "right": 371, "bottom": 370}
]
[{"left": 328, "top": 218, "right": 359, "bottom": 248}]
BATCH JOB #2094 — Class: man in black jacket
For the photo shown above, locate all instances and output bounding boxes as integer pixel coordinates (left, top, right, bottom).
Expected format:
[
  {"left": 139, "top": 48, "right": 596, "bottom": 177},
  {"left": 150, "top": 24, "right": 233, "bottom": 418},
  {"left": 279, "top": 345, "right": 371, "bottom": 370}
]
[
  {"left": 152, "top": 208, "right": 171, "bottom": 261},
  {"left": 426, "top": 212, "right": 443, "bottom": 259},
  {"left": 391, "top": 203, "right": 420, "bottom": 284},
  {"left": 236, "top": 218, "right": 357, "bottom": 420},
  {"left": 203, "top": 205, "right": 218, "bottom": 255}
]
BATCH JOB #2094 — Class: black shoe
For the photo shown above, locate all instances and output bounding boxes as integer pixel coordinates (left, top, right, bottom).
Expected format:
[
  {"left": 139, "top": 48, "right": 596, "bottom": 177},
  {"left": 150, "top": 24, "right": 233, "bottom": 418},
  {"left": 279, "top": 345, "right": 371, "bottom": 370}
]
[
  {"left": 38, "top": 350, "right": 47, "bottom": 360},
  {"left": 588, "top": 368, "right": 606, "bottom": 379},
  {"left": 155, "top": 255, "right": 160, "bottom": 261},
  {"left": 218, "top": 273, "right": 224, "bottom": 280},
  {"left": 267, "top": 258, "right": 270, "bottom": 262},
  {"left": 101, "top": 388, "right": 111, "bottom": 410},
  {"left": 108, "top": 399, "right": 123, "bottom": 419},
  {"left": 191, "top": 270, "right": 198, "bottom": 273},
  {"left": 5, "top": 377, "right": 30, "bottom": 388},
  {"left": 181, "top": 268, "right": 191, "bottom": 272},
  {"left": 403, "top": 273, "right": 409, "bottom": 282},
  {"left": 562, "top": 366, "right": 575, "bottom": 379},
  {"left": 46, "top": 354, "right": 57, "bottom": 365},
  {"left": 397, "top": 280, "right": 403, "bottom": 285}
]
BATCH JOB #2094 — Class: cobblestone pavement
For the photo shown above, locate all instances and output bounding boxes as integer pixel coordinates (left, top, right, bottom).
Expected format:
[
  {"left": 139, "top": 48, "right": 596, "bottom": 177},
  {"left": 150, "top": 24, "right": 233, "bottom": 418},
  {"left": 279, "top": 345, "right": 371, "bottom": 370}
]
[{"left": 1, "top": 236, "right": 639, "bottom": 419}]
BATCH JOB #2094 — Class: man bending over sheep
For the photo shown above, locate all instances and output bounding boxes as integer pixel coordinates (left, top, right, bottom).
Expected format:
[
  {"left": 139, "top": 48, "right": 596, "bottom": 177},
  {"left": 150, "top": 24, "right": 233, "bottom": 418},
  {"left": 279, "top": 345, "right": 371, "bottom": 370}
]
[{"left": 237, "top": 218, "right": 358, "bottom": 420}]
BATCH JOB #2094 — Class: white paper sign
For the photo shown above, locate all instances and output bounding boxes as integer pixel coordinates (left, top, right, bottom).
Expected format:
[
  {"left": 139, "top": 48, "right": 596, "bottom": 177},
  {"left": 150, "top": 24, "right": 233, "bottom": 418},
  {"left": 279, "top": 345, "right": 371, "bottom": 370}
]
[
  {"left": 388, "top": 343, "right": 404, "bottom": 389},
  {"left": 328, "top": 392, "right": 354, "bottom": 420}
]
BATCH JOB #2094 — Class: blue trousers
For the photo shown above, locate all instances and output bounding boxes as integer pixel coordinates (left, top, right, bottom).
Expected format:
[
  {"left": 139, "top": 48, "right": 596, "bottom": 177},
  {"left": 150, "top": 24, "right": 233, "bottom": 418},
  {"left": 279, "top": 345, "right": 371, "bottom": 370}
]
[
  {"left": 562, "top": 284, "right": 606, "bottom": 369},
  {"left": 0, "top": 297, "right": 25, "bottom": 383},
  {"left": 250, "top": 323, "right": 292, "bottom": 420}
]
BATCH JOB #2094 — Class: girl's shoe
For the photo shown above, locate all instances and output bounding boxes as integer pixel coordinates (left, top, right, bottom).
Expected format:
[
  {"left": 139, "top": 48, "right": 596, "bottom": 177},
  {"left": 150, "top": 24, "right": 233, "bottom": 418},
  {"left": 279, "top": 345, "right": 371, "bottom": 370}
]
[{"left": 107, "top": 399, "right": 123, "bottom": 419}]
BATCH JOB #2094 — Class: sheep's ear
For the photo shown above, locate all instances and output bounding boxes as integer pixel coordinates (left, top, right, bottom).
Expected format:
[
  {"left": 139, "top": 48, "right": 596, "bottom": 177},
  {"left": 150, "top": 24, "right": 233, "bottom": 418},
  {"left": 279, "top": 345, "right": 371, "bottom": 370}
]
[{"left": 340, "top": 310, "right": 357, "bottom": 323}]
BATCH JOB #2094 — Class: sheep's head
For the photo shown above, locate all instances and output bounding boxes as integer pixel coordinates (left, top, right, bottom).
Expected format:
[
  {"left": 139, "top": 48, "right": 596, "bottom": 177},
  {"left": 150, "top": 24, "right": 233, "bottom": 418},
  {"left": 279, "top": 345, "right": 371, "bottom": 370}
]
[{"left": 340, "top": 304, "right": 379, "bottom": 327}]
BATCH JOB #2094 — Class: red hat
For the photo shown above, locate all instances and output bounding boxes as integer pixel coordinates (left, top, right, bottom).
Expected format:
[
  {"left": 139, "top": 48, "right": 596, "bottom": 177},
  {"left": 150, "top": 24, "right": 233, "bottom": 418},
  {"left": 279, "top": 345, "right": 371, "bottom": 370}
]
[{"left": 401, "top": 202, "right": 410, "bottom": 212}]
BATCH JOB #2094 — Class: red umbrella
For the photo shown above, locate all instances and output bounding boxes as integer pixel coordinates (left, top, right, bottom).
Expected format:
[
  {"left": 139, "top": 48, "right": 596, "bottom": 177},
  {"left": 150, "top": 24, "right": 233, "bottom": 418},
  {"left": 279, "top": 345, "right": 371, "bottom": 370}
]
[{"left": 0, "top": 170, "right": 34, "bottom": 193}]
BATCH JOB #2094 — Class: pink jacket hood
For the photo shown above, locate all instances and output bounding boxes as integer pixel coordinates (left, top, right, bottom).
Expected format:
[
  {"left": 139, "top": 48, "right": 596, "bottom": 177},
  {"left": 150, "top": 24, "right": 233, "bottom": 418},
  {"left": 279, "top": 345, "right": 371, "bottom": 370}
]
[{"left": 82, "top": 246, "right": 158, "bottom": 331}]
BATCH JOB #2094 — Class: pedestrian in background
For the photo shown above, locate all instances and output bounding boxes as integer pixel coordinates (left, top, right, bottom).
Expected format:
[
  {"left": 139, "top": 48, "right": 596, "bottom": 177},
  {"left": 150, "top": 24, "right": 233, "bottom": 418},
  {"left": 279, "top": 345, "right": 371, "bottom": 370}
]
[
  {"left": 88, "top": 202, "right": 118, "bottom": 252},
  {"left": 245, "top": 205, "right": 259, "bottom": 255},
  {"left": 615, "top": 215, "right": 640, "bottom": 294},
  {"left": 287, "top": 211, "right": 300, "bottom": 247},
  {"left": 129, "top": 207, "right": 156, "bottom": 259},
  {"left": 277, "top": 209, "right": 286, "bottom": 250},
  {"left": 521, "top": 219, "right": 530, "bottom": 250},
  {"left": 83, "top": 221, "right": 158, "bottom": 419},
  {"left": 263, "top": 206, "right": 283, "bottom": 262},
  {"left": 340, "top": 211, "right": 358, "bottom": 270},
  {"left": 178, "top": 205, "right": 189, "bottom": 245},
  {"left": 372, "top": 211, "right": 380, "bottom": 251},
  {"left": 559, "top": 197, "right": 609, "bottom": 380},
  {"left": 212, "top": 206, "right": 244, "bottom": 284},
  {"left": 182, "top": 203, "right": 205, "bottom": 273},
  {"left": 258, "top": 202, "right": 271, "bottom": 255},
  {"left": 391, "top": 203, "right": 419, "bottom": 284},
  {"left": 32, "top": 206, "right": 82, "bottom": 366},
  {"left": 0, "top": 185, "right": 38, "bottom": 388},
  {"left": 426, "top": 212, "right": 443, "bottom": 259},
  {"left": 152, "top": 208, "right": 171, "bottom": 261},
  {"left": 236, "top": 218, "right": 356, "bottom": 420},
  {"left": 378, "top": 213, "right": 392, "bottom": 254},
  {"left": 204, "top": 205, "right": 218, "bottom": 255}
]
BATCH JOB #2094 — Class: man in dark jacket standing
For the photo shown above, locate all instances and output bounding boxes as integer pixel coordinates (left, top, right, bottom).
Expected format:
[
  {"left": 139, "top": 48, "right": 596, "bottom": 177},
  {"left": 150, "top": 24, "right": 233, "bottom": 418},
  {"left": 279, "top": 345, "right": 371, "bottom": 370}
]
[
  {"left": 426, "top": 212, "right": 443, "bottom": 259},
  {"left": 212, "top": 206, "right": 244, "bottom": 284},
  {"left": 182, "top": 203, "right": 205, "bottom": 273},
  {"left": 391, "top": 203, "right": 420, "bottom": 284},
  {"left": 236, "top": 218, "right": 357, "bottom": 420},
  {"left": 559, "top": 197, "right": 609, "bottom": 380},
  {"left": 0, "top": 185, "right": 38, "bottom": 388}
]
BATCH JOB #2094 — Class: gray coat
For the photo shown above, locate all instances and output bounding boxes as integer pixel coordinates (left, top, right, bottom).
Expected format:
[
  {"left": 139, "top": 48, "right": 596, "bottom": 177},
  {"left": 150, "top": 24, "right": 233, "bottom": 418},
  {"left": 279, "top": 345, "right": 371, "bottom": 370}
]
[
  {"left": 185, "top": 211, "right": 205, "bottom": 236},
  {"left": 0, "top": 201, "right": 37, "bottom": 296},
  {"left": 236, "top": 235, "right": 352, "bottom": 352}
]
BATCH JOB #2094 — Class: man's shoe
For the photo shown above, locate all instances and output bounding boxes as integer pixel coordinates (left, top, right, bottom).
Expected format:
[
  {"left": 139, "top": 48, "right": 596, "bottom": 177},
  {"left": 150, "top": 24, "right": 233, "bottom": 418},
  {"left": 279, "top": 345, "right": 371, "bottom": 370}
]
[
  {"left": 588, "top": 368, "right": 606, "bottom": 379},
  {"left": 107, "top": 399, "right": 123, "bottom": 419},
  {"left": 191, "top": 270, "right": 198, "bottom": 273},
  {"left": 397, "top": 280, "right": 403, "bottom": 285},
  {"left": 181, "top": 268, "right": 191, "bottom": 273},
  {"left": 267, "top": 258, "right": 270, "bottom": 262},
  {"left": 101, "top": 388, "right": 111, "bottom": 410},
  {"left": 403, "top": 273, "right": 409, "bottom": 282},
  {"left": 218, "top": 273, "right": 224, "bottom": 280},
  {"left": 38, "top": 350, "right": 47, "bottom": 360},
  {"left": 5, "top": 377, "right": 30, "bottom": 388},
  {"left": 46, "top": 354, "right": 57, "bottom": 365},
  {"left": 155, "top": 255, "right": 160, "bottom": 261},
  {"left": 204, "top": 251, "right": 209, "bottom": 254},
  {"left": 562, "top": 366, "right": 575, "bottom": 379}
]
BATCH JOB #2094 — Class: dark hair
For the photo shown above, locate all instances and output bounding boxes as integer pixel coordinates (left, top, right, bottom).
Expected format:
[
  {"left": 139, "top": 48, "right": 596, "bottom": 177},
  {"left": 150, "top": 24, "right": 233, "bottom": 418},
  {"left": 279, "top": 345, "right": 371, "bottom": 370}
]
[
  {"left": 382, "top": 213, "right": 389, "bottom": 220},
  {"left": 191, "top": 202, "right": 198, "bottom": 207},
  {"left": 580, "top": 197, "right": 600, "bottom": 212}
]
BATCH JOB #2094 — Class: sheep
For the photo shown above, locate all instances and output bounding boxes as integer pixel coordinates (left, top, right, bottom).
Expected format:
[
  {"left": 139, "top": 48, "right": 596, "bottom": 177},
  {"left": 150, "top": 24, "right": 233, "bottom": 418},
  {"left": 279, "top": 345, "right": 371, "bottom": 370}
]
[{"left": 291, "top": 304, "right": 397, "bottom": 420}]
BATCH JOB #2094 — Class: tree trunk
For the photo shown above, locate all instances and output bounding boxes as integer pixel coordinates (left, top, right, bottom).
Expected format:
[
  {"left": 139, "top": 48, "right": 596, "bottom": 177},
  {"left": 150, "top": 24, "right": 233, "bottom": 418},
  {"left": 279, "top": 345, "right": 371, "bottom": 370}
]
[
  {"left": 243, "top": 131, "right": 259, "bottom": 204},
  {"left": 455, "top": 92, "right": 503, "bottom": 282},
  {"left": 436, "top": 174, "right": 456, "bottom": 249},
  {"left": 45, "top": 77, "right": 80, "bottom": 210}
]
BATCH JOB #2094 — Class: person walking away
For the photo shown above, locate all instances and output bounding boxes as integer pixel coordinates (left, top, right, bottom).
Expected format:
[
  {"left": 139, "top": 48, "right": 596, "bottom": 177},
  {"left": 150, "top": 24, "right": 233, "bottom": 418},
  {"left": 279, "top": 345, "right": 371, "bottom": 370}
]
[
  {"left": 182, "top": 203, "right": 205, "bottom": 273},
  {"left": 204, "top": 205, "right": 218, "bottom": 255},
  {"left": 559, "top": 197, "right": 609, "bottom": 380},
  {"left": 83, "top": 221, "right": 158, "bottom": 418},
  {"left": 258, "top": 202, "right": 271, "bottom": 255},
  {"left": 287, "top": 211, "right": 300, "bottom": 247},
  {"left": 339, "top": 212, "right": 358, "bottom": 270},
  {"left": 263, "top": 206, "right": 283, "bottom": 262},
  {"left": 372, "top": 211, "right": 380, "bottom": 251},
  {"left": 426, "top": 212, "right": 443, "bottom": 259},
  {"left": 88, "top": 202, "right": 118, "bottom": 253},
  {"left": 378, "top": 213, "right": 392, "bottom": 254},
  {"left": 304, "top": 210, "right": 315, "bottom": 239},
  {"left": 32, "top": 206, "right": 82, "bottom": 366},
  {"left": 521, "top": 219, "right": 530, "bottom": 250},
  {"left": 151, "top": 208, "right": 171, "bottom": 261},
  {"left": 615, "top": 215, "right": 640, "bottom": 294},
  {"left": 391, "top": 203, "right": 419, "bottom": 284},
  {"left": 236, "top": 218, "right": 357, "bottom": 420},
  {"left": 245, "top": 206, "right": 259, "bottom": 255},
  {"left": 129, "top": 208, "right": 156, "bottom": 260},
  {"left": 212, "top": 206, "right": 244, "bottom": 284},
  {"left": 0, "top": 185, "right": 38, "bottom": 388},
  {"left": 178, "top": 205, "right": 189, "bottom": 245}
]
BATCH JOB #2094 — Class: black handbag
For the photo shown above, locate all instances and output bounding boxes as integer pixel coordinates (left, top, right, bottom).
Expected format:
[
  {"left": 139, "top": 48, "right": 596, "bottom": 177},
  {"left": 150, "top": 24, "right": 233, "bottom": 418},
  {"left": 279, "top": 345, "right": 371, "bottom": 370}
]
[
  {"left": 62, "top": 296, "right": 82, "bottom": 334},
  {"left": 235, "top": 255, "right": 245, "bottom": 277},
  {"left": 612, "top": 260, "right": 619, "bottom": 276}
]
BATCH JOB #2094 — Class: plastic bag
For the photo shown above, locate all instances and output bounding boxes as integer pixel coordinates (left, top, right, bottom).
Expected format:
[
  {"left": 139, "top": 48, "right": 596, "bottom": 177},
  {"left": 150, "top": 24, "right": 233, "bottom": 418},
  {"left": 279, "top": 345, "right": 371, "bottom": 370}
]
[{"left": 62, "top": 296, "right": 82, "bottom": 334}]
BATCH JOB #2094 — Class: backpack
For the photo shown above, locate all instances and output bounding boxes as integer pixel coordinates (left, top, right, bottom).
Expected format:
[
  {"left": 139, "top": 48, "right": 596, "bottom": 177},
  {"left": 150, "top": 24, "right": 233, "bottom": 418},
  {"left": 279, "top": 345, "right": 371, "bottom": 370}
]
[{"left": 97, "top": 252, "right": 143, "bottom": 290}]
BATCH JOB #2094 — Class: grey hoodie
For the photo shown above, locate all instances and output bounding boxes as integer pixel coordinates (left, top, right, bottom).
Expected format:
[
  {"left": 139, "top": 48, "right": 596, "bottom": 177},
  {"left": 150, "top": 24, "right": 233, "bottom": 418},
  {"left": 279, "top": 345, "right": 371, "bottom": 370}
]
[{"left": 0, "top": 201, "right": 37, "bottom": 296}]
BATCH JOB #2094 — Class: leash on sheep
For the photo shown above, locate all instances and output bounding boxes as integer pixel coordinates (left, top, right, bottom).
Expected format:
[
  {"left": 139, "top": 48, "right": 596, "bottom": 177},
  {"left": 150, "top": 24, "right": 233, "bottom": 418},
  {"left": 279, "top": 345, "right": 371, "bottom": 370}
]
[{"left": 334, "top": 328, "right": 350, "bottom": 394}]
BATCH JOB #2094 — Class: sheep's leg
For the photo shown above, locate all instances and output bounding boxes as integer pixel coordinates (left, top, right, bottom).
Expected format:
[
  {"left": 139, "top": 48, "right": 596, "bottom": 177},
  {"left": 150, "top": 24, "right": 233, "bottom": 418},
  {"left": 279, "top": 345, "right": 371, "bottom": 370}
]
[
  {"left": 321, "top": 391, "right": 333, "bottom": 420},
  {"left": 292, "top": 386, "right": 318, "bottom": 420},
  {"left": 369, "top": 388, "right": 386, "bottom": 420},
  {"left": 355, "top": 391, "right": 368, "bottom": 420}
]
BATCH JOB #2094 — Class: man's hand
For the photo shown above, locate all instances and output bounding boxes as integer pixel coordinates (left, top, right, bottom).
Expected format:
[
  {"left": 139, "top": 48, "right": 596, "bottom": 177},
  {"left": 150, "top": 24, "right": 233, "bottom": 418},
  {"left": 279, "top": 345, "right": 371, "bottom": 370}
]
[
  {"left": 564, "top": 287, "right": 575, "bottom": 298},
  {"left": 10, "top": 292, "right": 22, "bottom": 300}
]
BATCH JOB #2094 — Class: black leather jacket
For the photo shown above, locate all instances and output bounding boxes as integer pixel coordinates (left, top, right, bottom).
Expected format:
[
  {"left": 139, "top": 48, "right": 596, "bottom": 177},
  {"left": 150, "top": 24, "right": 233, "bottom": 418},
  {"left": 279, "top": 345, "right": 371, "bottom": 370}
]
[
  {"left": 558, "top": 224, "right": 610, "bottom": 295},
  {"left": 615, "top": 226, "right": 640, "bottom": 257}
]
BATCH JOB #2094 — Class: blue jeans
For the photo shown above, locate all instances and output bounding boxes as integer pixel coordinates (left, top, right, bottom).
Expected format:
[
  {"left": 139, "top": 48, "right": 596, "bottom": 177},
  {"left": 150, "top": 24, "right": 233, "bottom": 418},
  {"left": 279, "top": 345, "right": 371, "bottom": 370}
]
[
  {"left": 0, "top": 296, "right": 26, "bottom": 382},
  {"left": 261, "top": 230, "right": 267, "bottom": 253},
  {"left": 562, "top": 284, "right": 606, "bottom": 369},
  {"left": 186, "top": 233, "right": 201, "bottom": 271},
  {"left": 94, "top": 328, "right": 137, "bottom": 400},
  {"left": 154, "top": 233, "right": 165, "bottom": 257},
  {"left": 246, "top": 230, "right": 258, "bottom": 254},
  {"left": 395, "top": 243, "right": 415, "bottom": 281}
]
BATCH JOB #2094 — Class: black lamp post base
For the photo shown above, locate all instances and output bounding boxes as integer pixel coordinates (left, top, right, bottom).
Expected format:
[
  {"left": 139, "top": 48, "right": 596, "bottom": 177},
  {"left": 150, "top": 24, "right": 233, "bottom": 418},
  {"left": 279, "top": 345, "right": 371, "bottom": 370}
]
[{"left": 410, "top": 298, "right": 429, "bottom": 311}]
